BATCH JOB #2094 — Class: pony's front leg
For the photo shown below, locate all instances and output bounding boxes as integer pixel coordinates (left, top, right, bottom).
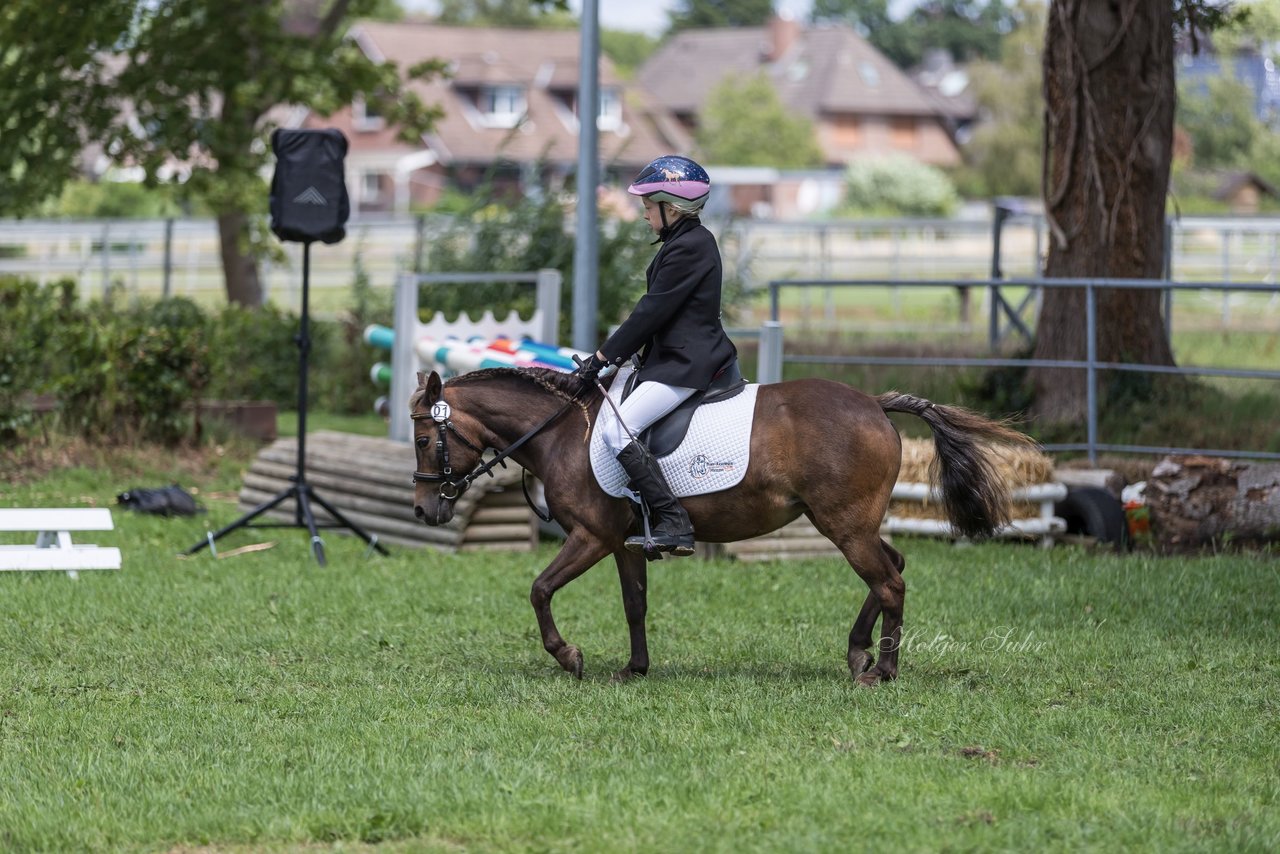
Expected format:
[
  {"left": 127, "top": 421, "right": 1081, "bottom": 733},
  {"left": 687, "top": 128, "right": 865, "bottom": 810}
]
[
  {"left": 529, "top": 532, "right": 613, "bottom": 679},
  {"left": 612, "top": 548, "right": 649, "bottom": 682}
]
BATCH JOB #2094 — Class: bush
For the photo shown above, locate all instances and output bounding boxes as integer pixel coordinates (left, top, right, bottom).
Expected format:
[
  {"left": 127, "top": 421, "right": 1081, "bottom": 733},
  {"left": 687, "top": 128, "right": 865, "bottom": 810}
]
[
  {"left": 425, "top": 177, "right": 653, "bottom": 339},
  {"left": 39, "top": 179, "right": 191, "bottom": 219},
  {"left": 841, "top": 155, "right": 960, "bottom": 217},
  {"left": 311, "top": 247, "right": 393, "bottom": 415},
  {"left": 2, "top": 266, "right": 405, "bottom": 445},
  {"left": 206, "top": 304, "right": 300, "bottom": 405},
  {"left": 0, "top": 278, "right": 78, "bottom": 440},
  {"left": 119, "top": 299, "right": 211, "bottom": 443},
  {"left": 53, "top": 297, "right": 211, "bottom": 445}
]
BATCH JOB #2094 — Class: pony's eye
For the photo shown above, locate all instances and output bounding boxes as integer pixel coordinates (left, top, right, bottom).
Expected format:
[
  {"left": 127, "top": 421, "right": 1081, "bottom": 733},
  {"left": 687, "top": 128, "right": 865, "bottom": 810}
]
[{"left": 416, "top": 437, "right": 430, "bottom": 450}]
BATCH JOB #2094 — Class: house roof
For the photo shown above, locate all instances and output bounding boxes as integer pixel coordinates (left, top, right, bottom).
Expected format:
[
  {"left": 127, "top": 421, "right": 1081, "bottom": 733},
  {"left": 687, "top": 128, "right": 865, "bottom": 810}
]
[
  {"left": 638, "top": 22, "right": 941, "bottom": 119},
  {"left": 911, "top": 49, "right": 978, "bottom": 125},
  {"left": 1210, "top": 170, "right": 1279, "bottom": 201},
  {"left": 348, "top": 20, "right": 688, "bottom": 171}
]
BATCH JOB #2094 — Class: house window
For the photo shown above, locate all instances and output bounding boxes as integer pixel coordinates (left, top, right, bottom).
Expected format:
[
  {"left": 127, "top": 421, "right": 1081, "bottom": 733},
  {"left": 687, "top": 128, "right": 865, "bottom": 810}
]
[
  {"left": 361, "top": 172, "right": 383, "bottom": 204},
  {"left": 890, "top": 116, "right": 917, "bottom": 149},
  {"left": 831, "top": 115, "right": 861, "bottom": 147},
  {"left": 598, "top": 87, "right": 622, "bottom": 131},
  {"left": 481, "top": 85, "right": 526, "bottom": 128},
  {"left": 353, "top": 97, "right": 384, "bottom": 132}
]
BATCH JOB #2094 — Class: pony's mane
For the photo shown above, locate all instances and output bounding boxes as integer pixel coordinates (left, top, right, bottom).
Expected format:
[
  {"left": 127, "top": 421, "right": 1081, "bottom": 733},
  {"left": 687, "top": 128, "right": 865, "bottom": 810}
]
[
  {"left": 447, "top": 366, "right": 583, "bottom": 401},
  {"left": 411, "top": 367, "right": 593, "bottom": 437}
]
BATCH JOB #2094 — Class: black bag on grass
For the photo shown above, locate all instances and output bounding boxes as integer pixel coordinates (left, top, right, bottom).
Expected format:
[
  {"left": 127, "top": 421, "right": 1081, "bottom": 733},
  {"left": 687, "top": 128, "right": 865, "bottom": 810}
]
[{"left": 116, "top": 485, "right": 204, "bottom": 517}]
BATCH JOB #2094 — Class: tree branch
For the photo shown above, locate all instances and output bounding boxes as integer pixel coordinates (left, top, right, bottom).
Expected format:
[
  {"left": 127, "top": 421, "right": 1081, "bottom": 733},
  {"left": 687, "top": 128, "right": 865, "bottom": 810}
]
[{"left": 319, "top": 0, "right": 354, "bottom": 39}]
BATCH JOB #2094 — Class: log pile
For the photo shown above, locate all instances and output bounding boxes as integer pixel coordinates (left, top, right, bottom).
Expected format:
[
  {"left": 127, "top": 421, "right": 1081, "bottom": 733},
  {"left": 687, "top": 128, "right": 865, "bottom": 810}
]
[
  {"left": 1146, "top": 456, "right": 1280, "bottom": 551},
  {"left": 238, "top": 430, "right": 537, "bottom": 552}
]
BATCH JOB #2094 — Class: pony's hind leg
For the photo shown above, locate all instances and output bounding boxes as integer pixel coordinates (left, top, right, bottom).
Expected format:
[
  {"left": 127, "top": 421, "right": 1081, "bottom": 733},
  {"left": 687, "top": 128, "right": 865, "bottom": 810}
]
[
  {"left": 808, "top": 510, "right": 906, "bottom": 685},
  {"left": 848, "top": 539, "right": 906, "bottom": 678}
]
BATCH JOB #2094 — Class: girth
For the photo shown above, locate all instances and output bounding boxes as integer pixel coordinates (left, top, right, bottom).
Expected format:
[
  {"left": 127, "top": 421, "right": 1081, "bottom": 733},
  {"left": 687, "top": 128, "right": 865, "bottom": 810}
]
[{"left": 621, "top": 361, "right": 747, "bottom": 458}]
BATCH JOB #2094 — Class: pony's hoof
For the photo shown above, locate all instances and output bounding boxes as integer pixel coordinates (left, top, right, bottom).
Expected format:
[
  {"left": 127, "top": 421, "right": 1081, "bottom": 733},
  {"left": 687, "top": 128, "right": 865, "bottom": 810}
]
[
  {"left": 610, "top": 666, "right": 647, "bottom": 683},
  {"left": 555, "top": 645, "right": 583, "bottom": 679},
  {"left": 855, "top": 665, "right": 897, "bottom": 687},
  {"left": 848, "top": 650, "right": 874, "bottom": 676}
]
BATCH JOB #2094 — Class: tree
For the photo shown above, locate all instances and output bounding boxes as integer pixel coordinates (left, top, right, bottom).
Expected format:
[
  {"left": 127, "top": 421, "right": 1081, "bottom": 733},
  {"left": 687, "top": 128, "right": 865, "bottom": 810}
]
[
  {"left": 117, "top": 0, "right": 448, "bottom": 307},
  {"left": 1031, "top": 1, "right": 1236, "bottom": 422},
  {"left": 0, "top": 2, "right": 135, "bottom": 214},
  {"left": 811, "top": 0, "right": 1011, "bottom": 69},
  {"left": 667, "top": 0, "right": 774, "bottom": 33},
  {"left": 953, "top": 0, "right": 1045, "bottom": 198},
  {"left": 695, "top": 73, "right": 825, "bottom": 168},
  {"left": 435, "top": 0, "right": 574, "bottom": 27},
  {"left": 1177, "top": 74, "right": 1261, "bottom": 169},
  {"left": 811, "top": 0, "right": 892, "bottom": 36},
  {"left": 1207, "top": 0, "right": 1280, "bottom": 57},
  {"left": 901, "top": 0, "right": 1013, "bottom": 66},
  {"left": 600, "top": 30, "right": 660, "bottom": 78},
  {"left": 2, "top": 0, "right": 444, "bottom": 307}
]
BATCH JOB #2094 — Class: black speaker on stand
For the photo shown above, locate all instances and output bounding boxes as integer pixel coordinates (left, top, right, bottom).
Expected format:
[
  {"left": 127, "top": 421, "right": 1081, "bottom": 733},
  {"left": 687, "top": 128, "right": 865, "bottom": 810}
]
[{"left": 185, "top": 128, "right": 389, "bottom": 566}]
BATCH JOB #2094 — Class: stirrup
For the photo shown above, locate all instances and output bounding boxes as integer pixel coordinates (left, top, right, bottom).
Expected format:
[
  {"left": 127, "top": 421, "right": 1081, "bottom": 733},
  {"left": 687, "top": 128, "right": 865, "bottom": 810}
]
[{"left": 625, "top": 533, "right": 695, "bottom": 559}]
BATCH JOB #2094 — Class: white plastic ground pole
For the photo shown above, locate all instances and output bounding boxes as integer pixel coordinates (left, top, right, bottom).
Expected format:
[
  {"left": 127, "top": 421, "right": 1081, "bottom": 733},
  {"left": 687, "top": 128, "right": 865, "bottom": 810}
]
[{"left": 0, "top": 508, "right": 122, "bottom": 578}]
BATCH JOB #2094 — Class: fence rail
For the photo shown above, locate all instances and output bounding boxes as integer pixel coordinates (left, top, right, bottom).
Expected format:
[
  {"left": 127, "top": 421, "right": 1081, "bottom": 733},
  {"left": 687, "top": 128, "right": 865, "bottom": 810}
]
[
  {"left": 761, "top": 276, "right": 1280, "bottom": 464},
  {"left": 4, "top": 213, "right": 1280, "bottom": 314}
]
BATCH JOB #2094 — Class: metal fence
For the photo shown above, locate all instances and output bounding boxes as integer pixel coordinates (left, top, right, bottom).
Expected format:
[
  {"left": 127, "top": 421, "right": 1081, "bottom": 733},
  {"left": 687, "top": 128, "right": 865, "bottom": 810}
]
[
  {"left": 0, "top": 216, "right": 443, "bottom": 314},
  {"left": 757, "top": 276, "right": 1280, "bottom": 464},
  {"left": 4, "top": 213, "right": 1280, "bottom": 314}
]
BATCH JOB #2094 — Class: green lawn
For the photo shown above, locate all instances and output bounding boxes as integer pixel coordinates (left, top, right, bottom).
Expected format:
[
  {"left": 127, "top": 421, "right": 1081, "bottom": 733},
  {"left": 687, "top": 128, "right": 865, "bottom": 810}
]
[{"left": 1, "top": 446, "right": 1277, "bottom": 852}]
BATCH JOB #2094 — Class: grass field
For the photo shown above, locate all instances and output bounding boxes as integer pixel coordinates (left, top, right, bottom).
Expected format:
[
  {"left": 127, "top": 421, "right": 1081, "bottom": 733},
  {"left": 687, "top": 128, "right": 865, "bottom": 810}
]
[{"left": 1, "top": 443, "right": 1278, "bottom": 852}]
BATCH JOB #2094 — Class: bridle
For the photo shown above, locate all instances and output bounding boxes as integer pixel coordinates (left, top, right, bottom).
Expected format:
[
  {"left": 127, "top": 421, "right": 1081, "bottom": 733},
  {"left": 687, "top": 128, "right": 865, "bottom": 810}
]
[
  {"left": 411, "top": 400, "right": 490, "bottom": 501},
  {"left": 411, "top": 391, "right": 583, "bottom": 509}
]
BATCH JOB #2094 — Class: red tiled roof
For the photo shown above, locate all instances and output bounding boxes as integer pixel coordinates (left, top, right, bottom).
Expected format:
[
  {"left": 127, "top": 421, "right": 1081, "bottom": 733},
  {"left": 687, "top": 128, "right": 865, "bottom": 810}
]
[
  {"left": 348, "top": 20, "right": 686, "bottom": 169},
  {"left": 639, "top": 23, "right": 940, "bottom": 118}
]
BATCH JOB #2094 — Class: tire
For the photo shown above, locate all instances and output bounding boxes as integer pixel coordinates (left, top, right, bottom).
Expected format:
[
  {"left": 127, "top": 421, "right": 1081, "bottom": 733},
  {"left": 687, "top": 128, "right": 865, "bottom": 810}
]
[{"left": 1054, "top": 486, "right": 1129, "bottom": 551}]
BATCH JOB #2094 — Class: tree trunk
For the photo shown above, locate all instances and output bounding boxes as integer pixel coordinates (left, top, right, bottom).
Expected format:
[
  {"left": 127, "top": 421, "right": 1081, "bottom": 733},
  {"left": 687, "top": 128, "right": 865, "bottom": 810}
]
[
  {"left": 1033, "top": 1, "right": 1178, "bottom": 422},
  {"left": 1146, "top": 456, "right": 1280, "bottom": 551},
  {"left": 217, "top": 210, "right": 264, "bottom": 307}
]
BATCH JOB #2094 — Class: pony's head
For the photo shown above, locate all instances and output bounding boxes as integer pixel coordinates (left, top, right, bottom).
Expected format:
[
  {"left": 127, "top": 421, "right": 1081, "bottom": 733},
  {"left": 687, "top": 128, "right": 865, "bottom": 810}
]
[
  {"left": 409, "top": 370, "right": 488, "bottom": 526},
  {"left": 408, "top": 367, "right": 595, "bottom": 527}
]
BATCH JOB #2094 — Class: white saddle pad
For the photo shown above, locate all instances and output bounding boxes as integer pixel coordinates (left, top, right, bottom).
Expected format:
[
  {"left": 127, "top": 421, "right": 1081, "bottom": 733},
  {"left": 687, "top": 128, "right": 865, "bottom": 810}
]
[{"left": 590, "top": 365, "right": 758, "bottom": 499}]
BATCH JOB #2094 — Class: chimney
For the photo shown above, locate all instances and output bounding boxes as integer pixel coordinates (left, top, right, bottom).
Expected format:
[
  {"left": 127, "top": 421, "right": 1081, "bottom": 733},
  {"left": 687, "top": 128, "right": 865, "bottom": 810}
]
[{"left": 765, "top": 14, "right": 800, "bottom": 62}]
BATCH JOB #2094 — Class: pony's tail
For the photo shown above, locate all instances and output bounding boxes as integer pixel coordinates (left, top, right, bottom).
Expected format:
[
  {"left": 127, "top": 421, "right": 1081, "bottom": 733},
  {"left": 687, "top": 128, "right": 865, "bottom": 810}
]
[{"left": 877, "top": 392, "right": 1037, "bottom": 539}]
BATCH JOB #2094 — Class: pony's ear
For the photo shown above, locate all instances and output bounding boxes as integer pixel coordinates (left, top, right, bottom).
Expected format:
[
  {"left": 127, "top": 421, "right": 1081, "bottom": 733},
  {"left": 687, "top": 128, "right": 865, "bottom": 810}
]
[{"left": 423, "top": 371, "right": 443, "bottom": 404}]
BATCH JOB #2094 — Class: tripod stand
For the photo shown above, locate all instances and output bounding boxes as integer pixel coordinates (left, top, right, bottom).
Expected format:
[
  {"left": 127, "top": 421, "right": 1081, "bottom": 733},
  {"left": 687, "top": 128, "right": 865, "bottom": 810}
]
[{"left": 185, "top": 242, "right": 389, "bottom": 566}]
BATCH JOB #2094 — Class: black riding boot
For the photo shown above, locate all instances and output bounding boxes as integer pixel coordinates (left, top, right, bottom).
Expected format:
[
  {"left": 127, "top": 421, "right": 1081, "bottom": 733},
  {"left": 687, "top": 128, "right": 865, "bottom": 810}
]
[{"left": 616, "top": 441, "right": 695, "bottom": 558}]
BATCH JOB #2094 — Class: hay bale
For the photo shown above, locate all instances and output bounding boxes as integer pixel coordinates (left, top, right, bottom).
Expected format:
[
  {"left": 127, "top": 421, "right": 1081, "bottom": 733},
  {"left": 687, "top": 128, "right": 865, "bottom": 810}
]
[{"left": 891, "top": 438, "right": 1055, "bottom": 521}]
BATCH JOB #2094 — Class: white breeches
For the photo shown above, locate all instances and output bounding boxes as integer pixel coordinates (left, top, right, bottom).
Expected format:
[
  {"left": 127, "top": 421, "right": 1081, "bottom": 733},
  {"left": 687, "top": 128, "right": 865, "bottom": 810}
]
[{"left": 597, "top": 380, "right": 697, "bottom": 456}]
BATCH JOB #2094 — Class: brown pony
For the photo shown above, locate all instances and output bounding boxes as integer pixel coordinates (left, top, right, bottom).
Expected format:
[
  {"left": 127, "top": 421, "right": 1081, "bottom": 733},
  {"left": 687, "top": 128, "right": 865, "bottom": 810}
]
[{"left": 410, "top": 368, "right": 1033, "bottom": 685}]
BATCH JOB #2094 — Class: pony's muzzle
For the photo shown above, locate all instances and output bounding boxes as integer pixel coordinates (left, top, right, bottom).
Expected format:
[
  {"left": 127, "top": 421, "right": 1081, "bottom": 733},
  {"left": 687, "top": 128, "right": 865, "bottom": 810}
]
[{"left": 414, "top": 498, "right": 455, "bottom": 526}]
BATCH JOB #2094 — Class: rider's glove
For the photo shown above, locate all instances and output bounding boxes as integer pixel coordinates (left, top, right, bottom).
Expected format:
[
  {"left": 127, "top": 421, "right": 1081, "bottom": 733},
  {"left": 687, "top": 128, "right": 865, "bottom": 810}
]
[{"left": 574, "top": 353, "right": 606, "bottom": 389}]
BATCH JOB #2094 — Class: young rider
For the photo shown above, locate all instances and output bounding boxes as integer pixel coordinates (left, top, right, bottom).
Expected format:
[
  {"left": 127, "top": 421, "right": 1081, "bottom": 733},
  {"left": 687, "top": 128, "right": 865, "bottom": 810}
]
[{"left": 575, "top": 155, "right": 739, "bottom": 557}]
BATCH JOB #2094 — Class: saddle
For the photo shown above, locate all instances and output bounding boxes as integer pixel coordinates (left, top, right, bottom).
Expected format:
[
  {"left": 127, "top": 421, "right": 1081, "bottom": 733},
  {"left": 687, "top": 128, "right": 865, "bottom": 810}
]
[{"left": 621, "top": 361, "right": 748, "bottom": 457}]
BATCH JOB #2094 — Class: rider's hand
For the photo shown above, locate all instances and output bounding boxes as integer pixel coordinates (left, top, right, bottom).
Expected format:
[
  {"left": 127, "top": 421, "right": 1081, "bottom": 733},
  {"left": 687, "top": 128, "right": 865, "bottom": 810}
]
[{"left": 574, "top": 353, "right": 605, "bottom": 389}]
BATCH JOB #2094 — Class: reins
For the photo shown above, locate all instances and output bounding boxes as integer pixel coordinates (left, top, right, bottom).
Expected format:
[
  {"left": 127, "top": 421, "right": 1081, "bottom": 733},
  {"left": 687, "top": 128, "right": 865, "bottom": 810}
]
[{"left": 411, "top": 387, "right": 585, "bottom": 512}]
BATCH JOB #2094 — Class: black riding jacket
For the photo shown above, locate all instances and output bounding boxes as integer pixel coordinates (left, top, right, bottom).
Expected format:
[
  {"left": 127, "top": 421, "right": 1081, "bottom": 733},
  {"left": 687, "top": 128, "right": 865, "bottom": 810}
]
[{"left": 599, "top": 216, "right": 738, "bottom": 390}]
